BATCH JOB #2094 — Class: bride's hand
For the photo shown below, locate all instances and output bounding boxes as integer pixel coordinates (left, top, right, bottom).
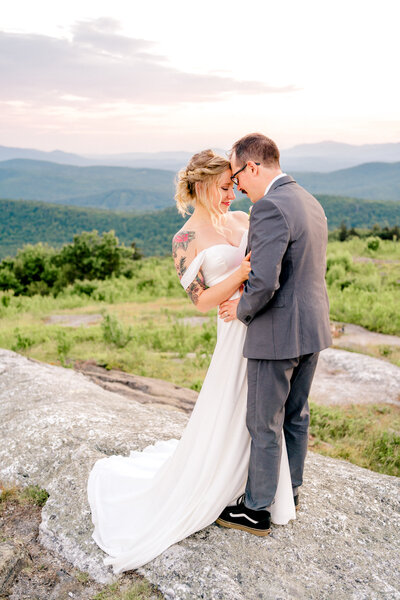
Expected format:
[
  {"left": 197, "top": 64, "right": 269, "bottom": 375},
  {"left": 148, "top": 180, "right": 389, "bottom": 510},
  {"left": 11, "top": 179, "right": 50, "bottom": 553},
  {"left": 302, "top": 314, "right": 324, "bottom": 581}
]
[
  {"left": 239, "top": 251, "right": 251, "bottom": 282},
  {"left": 219, "top": 298, "right": 240, "bottom": 322}
]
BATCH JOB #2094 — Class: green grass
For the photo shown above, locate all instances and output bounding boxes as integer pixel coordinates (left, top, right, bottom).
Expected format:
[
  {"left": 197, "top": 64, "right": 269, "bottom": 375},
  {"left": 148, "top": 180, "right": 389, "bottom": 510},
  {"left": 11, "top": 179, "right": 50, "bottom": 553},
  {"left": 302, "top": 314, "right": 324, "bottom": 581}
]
[
  {"left": 326, "top": 238, "right": 400, "bottom": 336},
  {"left": 21, "top": 485, "right": 49, "bottom": 507},
  {"left": 0, "top": 296, "right": 215, "bottom": 389},
  {"left": 309, "top": 403, "right": 400, "bottom": 477},
  {"left": 92, "top": 580, "right": 162, "bottom": 600},
  {"left": 328, "top": 236, "right": 400, "bottom": 260},
  {"left": 0, "top": 484, "right": 49, "bottom": 510}
]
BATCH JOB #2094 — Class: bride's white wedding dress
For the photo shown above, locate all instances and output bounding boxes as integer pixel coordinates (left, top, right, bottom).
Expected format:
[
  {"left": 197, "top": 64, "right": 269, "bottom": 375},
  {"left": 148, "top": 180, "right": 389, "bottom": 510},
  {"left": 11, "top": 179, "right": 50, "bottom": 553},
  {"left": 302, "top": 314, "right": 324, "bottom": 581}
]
[{"left": 87, "top": 231, "right": 295, "bottom": 573}]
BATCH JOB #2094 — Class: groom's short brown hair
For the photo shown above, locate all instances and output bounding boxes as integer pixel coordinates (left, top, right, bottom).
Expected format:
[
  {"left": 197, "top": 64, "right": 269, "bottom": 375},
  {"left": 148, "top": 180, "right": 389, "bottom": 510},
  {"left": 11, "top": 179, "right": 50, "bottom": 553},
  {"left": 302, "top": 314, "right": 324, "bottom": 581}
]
[{"left": 231, "top": 133, "right": 280, "bottom": 167}]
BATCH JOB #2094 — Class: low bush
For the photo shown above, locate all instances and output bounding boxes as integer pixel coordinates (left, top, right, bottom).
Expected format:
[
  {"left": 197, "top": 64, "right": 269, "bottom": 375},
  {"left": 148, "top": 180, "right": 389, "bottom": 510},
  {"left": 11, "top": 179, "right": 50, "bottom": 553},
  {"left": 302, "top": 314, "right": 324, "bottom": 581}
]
[
  {"left": 0, "top": 231, "right": 138, "bottom": 296},
  {"left": 101, "top": 313, "right": 133, "bottom": 348}
]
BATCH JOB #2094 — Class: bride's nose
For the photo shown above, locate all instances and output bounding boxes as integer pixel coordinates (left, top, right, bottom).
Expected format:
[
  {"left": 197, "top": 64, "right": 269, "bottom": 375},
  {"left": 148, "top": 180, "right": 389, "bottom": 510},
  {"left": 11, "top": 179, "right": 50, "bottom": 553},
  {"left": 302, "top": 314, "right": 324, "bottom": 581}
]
[{"left": 228, "top": 187, "right": 236, "bottom": 200}]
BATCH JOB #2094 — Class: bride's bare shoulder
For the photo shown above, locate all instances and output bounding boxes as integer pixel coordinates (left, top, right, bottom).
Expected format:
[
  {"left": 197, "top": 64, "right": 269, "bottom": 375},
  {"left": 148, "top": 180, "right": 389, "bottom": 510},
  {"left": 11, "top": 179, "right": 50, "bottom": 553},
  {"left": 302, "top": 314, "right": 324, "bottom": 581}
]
[
  {"left": 229, "top": 210, "right": 249, "bottom": 225},
  {"left": 172, "top": 218, "right": 215, "bottom": 257}
]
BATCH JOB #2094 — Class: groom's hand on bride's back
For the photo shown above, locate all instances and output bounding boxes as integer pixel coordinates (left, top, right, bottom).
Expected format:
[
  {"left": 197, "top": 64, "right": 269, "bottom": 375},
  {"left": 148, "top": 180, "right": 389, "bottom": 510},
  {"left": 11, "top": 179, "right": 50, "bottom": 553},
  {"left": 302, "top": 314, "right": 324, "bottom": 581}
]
[{"left": 219, "top": 298, "right": 240, "bottom": 322}]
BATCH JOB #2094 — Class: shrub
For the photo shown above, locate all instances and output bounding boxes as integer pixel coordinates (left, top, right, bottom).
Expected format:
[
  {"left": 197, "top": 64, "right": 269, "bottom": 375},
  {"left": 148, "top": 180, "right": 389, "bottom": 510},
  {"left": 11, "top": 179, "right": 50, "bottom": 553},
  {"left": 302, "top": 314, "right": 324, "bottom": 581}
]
[
  {"left": 1, "top": 293, "right": 12, "bottom": 307},
  {"left": 21, "top": 485, "right": 49, "bottom": 507},
  {"left": 55, "top": 230, "right": 133, "bottom": 284},
  {"left": 326, "top": 251, "right": 353, "bottom": 272},
  {"left": 101, "top": 313, "right": 133, "bottom": 348},
  {"left": 73, "top": 281, "right": 99, "bottom": 296},
  {"left": 11, "top": 329, "right": 34, "bottom": 351},
  {"left": 56, "top": 330, "right": 73, "bottom": 366},
  {"left": 366, "top": 237, "right": 380, "bottom": 251}
]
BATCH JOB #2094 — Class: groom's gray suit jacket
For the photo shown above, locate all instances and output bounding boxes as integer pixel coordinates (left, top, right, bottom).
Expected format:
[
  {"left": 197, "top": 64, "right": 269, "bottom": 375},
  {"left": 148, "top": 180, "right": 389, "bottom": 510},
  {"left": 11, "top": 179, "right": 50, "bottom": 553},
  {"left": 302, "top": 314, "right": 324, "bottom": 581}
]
[{"left": 237, "top": 175, "right": 332, "bottom": 360}]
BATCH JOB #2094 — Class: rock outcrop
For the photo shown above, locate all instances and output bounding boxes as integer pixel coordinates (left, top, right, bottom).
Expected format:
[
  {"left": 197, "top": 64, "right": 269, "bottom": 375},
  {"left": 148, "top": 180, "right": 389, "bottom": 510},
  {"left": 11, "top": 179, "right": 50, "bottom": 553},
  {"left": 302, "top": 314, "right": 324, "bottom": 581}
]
[
  {"left": 1, "top": 348, "right": 399, "bottom": 599},
  {"left": 75, "top": 347, "right": 400, "bottom": 411},
  {"left": 312, "top": 347, "right": 400, "bottom": 406},
  {"left": 74, "top": 359, "right": 198, "bottom": 414}
]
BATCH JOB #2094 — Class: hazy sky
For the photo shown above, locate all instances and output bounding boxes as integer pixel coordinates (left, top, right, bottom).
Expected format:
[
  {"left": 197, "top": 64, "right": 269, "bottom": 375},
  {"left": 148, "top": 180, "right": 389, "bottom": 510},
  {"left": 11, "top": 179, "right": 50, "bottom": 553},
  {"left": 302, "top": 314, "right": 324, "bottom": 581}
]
[{"left": 1, "top": 0, "right": 399, "bottom": 153}]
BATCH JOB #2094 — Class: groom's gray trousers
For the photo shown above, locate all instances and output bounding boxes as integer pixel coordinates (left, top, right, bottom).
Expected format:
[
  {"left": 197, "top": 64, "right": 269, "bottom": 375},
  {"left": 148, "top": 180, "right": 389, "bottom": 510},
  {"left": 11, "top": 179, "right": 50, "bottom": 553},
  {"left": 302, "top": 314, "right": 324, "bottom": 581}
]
[{"left": 244, "top": 352, "right": 319, "bottom": 511}]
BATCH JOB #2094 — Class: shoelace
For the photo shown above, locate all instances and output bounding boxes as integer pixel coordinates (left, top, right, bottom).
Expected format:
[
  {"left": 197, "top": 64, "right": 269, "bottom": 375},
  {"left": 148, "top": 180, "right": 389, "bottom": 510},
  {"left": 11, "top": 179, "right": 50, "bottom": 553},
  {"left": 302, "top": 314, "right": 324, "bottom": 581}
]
[{"left": 236, "top": 493, "right": 245, "bottom": 505}]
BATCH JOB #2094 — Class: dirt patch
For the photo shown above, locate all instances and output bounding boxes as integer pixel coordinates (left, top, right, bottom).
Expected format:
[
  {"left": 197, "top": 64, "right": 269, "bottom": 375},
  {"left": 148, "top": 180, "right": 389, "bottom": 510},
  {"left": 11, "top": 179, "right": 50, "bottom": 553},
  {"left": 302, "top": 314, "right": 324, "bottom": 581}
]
[
  {"left": 44, "top": 314, "right": 102, "bottom": 327},
  {"left": 178, "top": 316, "right": 210, "bottom": 327},
  {"left": 0, "top": 492, "right": 163, "bottom": 600},
  {"left": 354, "top": 256, "right": 400, "bottom": 265},
  {"left": 0, "top": 495, "right": 101, "bottom": 599}
]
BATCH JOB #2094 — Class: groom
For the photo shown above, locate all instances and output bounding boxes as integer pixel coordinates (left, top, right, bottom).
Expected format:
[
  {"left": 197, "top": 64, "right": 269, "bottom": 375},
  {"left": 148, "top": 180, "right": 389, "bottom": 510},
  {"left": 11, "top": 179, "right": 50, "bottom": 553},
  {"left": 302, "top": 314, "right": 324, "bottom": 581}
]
[{"left": 217, "top": 133, "right": 332, "bottom": 535}]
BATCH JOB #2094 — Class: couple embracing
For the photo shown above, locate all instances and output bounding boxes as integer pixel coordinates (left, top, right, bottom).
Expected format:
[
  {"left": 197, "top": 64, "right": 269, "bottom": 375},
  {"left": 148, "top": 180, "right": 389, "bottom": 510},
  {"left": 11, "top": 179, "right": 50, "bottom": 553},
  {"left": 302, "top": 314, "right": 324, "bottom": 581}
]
[{"left": 87, "top": 133, "right": 332, "bottom": 572}]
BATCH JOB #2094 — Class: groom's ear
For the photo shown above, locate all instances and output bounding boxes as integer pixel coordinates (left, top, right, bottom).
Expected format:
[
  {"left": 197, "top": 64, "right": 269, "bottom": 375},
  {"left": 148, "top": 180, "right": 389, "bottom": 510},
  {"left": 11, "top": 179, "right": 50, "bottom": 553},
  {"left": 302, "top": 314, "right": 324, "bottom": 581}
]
[{"left": 247, "top": 161, "right": 260, "bottom": 175}]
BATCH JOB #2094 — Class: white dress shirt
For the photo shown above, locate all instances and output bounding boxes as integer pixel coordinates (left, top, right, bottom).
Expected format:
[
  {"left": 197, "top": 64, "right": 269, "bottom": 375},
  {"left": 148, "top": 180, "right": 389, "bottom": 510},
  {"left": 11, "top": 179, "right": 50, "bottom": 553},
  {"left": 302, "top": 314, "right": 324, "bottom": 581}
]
[{"left": 264, "top": 173, "right": 287, "bottom": 197}]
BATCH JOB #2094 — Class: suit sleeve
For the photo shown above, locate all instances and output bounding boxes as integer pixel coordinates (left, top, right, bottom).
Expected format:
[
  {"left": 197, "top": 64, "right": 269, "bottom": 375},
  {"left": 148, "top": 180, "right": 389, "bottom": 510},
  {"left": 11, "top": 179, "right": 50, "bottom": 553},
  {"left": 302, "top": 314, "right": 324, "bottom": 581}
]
[{"left": 237, "top": 199, "right": 290, "bottom": 326}]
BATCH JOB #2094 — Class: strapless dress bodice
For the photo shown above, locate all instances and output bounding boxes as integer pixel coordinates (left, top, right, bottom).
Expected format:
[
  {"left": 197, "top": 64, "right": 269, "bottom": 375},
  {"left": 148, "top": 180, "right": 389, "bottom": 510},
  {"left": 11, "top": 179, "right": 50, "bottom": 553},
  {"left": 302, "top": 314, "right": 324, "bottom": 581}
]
[{"left": 180, "top": 230, "right": 248, "bottom": 290}]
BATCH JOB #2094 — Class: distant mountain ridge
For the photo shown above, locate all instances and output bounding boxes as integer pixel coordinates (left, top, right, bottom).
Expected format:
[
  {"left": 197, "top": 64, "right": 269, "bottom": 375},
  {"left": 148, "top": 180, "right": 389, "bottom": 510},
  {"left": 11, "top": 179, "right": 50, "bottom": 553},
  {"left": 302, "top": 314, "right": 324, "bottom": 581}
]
[
  {"left": 294, "top": 162, "right": 400, "bottom": 202},
  {"left": 1, "top": 141, "right": 400, "bottom": 172},
  {"left": 0, "top": 158, "right": 399, "bottom": 208},
  {"left": 281, "top": 141, "right": 400, "bottom": 172},
  {"left": 0, "top": 159, "right": 175, "bottom": 211},
  {"left": 0, "top": 145, "right": 93, "bottom": 166}
]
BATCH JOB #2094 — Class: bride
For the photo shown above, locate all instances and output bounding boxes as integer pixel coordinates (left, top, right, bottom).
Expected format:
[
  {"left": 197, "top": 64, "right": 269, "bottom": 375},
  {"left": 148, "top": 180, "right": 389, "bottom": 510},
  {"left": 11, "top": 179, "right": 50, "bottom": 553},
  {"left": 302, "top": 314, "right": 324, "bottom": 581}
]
[{"left": 87, "top": 150, "right": 295, "bottom": 574}]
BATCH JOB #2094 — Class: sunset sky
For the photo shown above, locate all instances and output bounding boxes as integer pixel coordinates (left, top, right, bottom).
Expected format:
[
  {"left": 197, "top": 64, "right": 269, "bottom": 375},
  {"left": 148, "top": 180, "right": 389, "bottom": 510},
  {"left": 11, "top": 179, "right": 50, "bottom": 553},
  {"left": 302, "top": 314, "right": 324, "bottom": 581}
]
[{"left": 1, "top": 0, "right": 399, "bottom": 154}]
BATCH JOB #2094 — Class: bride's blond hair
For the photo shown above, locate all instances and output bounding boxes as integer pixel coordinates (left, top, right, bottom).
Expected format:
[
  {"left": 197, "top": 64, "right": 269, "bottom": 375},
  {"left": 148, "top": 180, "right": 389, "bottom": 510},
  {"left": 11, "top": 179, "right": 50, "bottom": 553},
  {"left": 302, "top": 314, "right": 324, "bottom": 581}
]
[{"left": 175, "top": 149, "right": 231, "bottom": 232}]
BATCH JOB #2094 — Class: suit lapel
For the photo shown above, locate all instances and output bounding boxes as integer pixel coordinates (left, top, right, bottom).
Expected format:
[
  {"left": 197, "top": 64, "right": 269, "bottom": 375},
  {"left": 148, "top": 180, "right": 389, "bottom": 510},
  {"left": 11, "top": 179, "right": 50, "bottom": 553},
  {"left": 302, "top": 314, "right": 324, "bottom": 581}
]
[{"left": 267, "top": 175, "right": 295, "bottom": 195}]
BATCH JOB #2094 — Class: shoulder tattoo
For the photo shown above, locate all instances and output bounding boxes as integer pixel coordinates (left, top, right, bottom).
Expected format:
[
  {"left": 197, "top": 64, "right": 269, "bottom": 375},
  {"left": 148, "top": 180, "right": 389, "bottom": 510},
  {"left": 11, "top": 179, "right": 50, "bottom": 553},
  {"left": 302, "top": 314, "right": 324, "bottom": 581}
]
[{"left": 172, "top": 230, "right": 196, "bottom": 258}]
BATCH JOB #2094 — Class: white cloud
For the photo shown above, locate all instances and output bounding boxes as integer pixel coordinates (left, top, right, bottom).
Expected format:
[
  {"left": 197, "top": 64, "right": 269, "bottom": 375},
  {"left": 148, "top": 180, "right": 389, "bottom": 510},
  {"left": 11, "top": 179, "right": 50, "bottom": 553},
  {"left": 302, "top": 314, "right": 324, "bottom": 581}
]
[{"left": 0, "top": 19, "right": 296, "bottom": 108}]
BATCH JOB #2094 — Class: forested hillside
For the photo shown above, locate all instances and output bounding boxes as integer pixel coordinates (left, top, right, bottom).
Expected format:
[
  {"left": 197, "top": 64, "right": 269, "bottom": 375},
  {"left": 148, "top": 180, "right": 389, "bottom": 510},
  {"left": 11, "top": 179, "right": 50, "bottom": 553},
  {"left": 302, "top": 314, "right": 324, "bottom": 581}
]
[
  {"left": 0, "top": 198, "right": 184, "bottom": 259},
  {"left": 1, "top": 195, "right": 400, "bottom": 260}
]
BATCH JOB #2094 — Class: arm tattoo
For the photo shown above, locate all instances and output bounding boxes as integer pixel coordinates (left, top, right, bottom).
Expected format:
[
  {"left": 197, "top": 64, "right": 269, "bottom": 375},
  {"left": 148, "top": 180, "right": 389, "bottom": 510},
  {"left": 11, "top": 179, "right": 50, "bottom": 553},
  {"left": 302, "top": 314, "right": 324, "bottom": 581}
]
[
  {"left": 172, "top": 230, "right": 196, "bottom": 258},
  {"left": 186, "top": 270, "right": 207, "bottom": 305},
  {"left": 172, "top": 229, "right": 207, "bottom": 304},
  {"left": 177, "top": 256, "right": 187, "bottom": 279}
]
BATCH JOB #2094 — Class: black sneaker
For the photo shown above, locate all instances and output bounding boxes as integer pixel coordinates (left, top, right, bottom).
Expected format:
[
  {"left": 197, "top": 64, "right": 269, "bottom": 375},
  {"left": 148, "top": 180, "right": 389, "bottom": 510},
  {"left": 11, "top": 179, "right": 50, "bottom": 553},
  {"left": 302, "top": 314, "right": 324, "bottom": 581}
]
[
  {"left": 216, "top": 494, "right": 271, "bottom": 537},
  {"left": 294, "top": 494, "right": 299, "bottom": 511}
]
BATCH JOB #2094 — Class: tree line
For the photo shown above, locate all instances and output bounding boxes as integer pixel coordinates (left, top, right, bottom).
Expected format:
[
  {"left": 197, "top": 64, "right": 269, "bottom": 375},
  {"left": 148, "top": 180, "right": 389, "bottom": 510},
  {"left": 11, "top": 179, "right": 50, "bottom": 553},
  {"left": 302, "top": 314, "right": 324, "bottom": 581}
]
[{"left": 331, "top": 222, "right": 400, "bottom": 242}]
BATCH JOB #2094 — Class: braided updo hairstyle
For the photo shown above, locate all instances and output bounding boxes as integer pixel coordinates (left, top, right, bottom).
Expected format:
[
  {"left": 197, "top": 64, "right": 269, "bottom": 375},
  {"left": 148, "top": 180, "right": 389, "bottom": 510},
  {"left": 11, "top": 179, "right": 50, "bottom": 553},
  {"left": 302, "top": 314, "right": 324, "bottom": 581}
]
[{"left": 175, "top": 149, "right": 231, "bottom": 231}]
